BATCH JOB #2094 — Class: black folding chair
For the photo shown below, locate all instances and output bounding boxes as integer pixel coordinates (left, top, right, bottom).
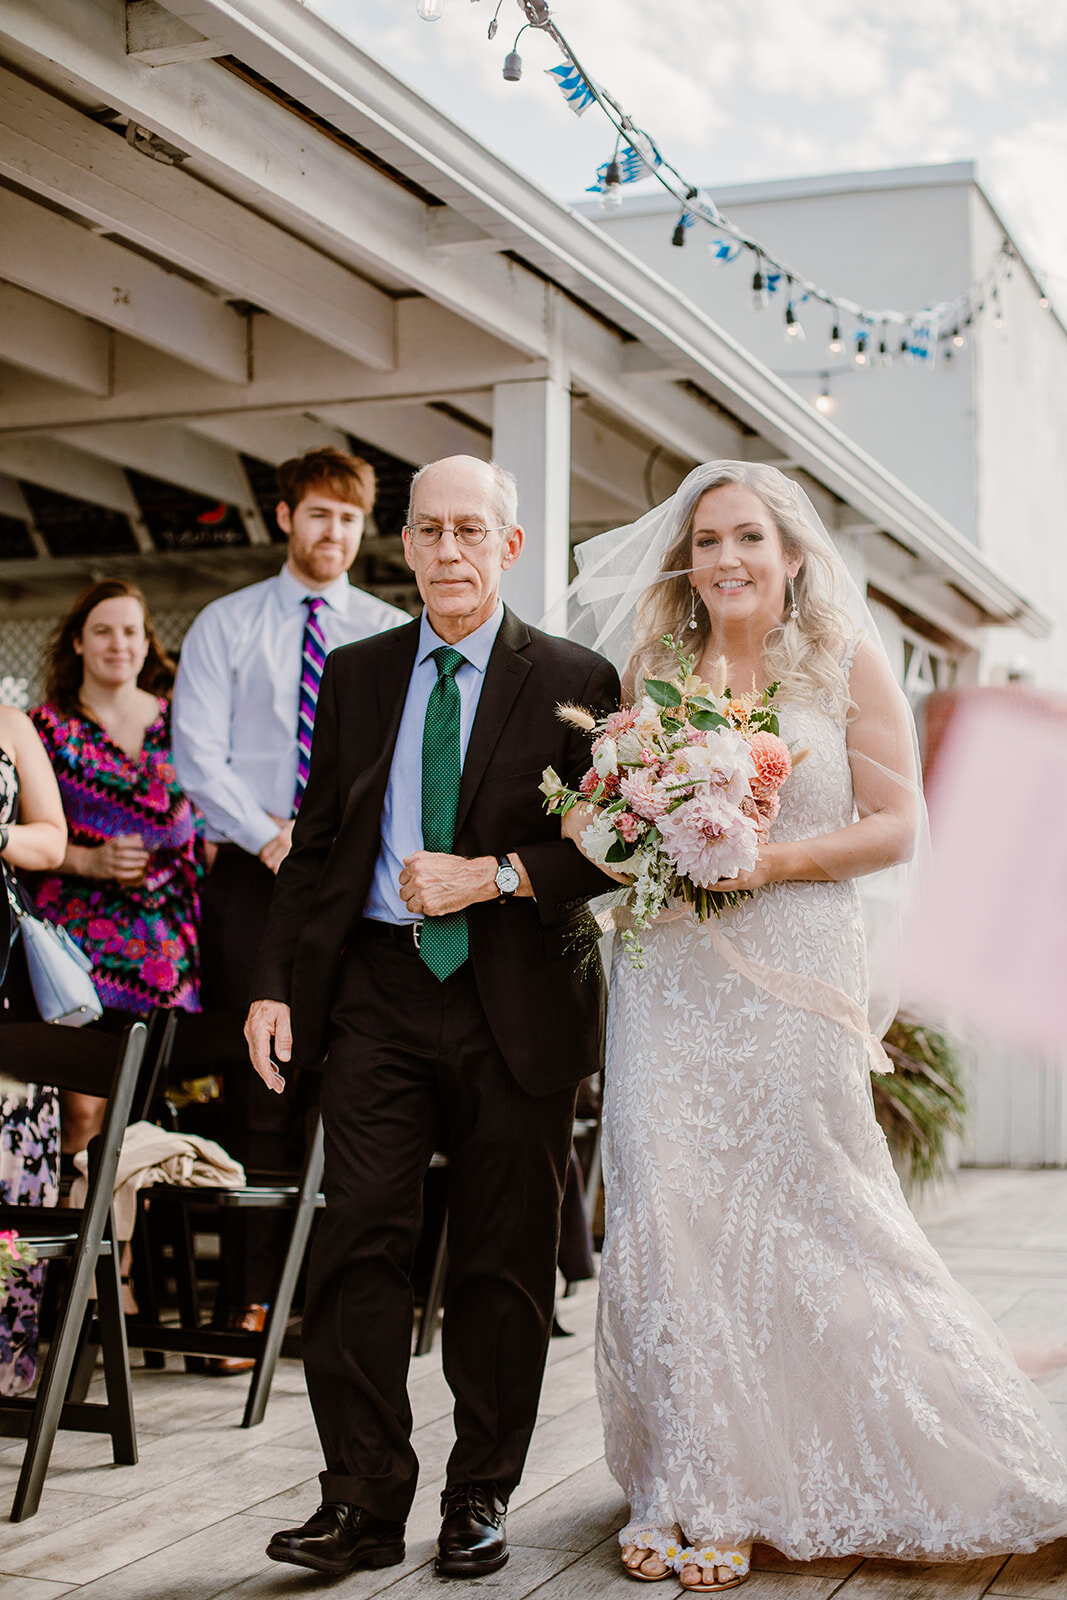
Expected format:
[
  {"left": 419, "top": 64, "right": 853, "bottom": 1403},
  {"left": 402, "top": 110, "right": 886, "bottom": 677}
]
[{"left": 0, "top": 1020, "right": 147, "bottom": 1521}]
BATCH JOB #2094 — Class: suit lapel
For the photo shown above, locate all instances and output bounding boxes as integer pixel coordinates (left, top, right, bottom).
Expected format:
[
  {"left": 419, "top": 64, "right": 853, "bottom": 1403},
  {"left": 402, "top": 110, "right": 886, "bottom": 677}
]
[{"left": 454, "top": 607, "right": 531, "bottom": 837}]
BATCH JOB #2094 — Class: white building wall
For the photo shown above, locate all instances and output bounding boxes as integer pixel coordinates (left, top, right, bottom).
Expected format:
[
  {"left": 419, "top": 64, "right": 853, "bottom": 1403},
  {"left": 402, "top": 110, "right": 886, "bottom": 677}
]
[
  {"left": 586, "top": 168, "right": 979, "bottom": 542},
  {"left": 970, "top": 190, "right": 1067, "bottom": 690}
]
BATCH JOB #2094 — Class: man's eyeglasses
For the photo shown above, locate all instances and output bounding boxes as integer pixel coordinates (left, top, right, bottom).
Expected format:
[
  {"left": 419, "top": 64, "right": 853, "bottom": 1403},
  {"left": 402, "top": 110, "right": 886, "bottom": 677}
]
[{"left": 406, "top": 521, "right": 507, "bottom": 548}]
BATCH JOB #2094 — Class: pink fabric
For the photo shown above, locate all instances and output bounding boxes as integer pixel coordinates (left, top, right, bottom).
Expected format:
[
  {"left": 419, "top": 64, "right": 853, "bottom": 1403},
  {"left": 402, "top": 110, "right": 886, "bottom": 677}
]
[{"left": 904, "top": 691, "right": 1067, "bottom": 1056}]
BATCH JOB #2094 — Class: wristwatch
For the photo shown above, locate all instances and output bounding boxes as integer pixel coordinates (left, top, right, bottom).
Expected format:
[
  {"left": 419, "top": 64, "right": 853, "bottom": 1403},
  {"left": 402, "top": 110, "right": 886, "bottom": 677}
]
[{"left": 494, "top": 853, "right": 520, "bottom": 899}]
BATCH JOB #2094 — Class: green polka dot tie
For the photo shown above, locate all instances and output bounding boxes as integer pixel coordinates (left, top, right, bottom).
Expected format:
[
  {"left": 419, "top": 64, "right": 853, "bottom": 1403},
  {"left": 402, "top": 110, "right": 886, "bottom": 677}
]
[{"left": 419, "top": 645, "right": 469, "bottom": 981}]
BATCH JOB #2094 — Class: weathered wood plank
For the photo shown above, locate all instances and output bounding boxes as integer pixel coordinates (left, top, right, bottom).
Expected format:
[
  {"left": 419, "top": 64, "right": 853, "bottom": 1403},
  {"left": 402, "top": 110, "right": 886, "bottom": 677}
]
[
  {"left": 991, "top": 1539, "right": 1067, "bottom": 1599},
  {"left": 834, "top": 1555, "right": 1008, "bottom": 1600},
  {"left": 0, "top": 1578, "right": 77, "bottom": 1599},
  {"left": 507, "top": 1457, "right": 627, "bottom": 1553},
  {"left": 0, "top": 1446, "right": 323, "bottom": 1584}
]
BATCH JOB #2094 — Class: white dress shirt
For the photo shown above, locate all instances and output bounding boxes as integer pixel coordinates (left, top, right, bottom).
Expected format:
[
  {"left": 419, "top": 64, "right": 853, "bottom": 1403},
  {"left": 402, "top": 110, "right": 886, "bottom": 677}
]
[
  {"left": 173, "top": 564, "right": 408, "bottom": 854},
  {"left": 363, "top": 602, "right": 504, "bottom": 925}
]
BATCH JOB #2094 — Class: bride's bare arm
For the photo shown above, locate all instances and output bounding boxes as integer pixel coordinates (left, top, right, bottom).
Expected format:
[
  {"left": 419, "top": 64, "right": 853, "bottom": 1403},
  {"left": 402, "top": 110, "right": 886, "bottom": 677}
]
[{"left": 716, "top": 641, "right": 918, "bottom": 890}]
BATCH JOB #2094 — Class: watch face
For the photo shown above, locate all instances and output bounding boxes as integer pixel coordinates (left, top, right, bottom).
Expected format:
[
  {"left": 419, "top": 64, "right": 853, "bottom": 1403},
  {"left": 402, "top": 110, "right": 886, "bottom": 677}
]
[{"left": 497, "top": 864, "right": 520, "bottom": 894}]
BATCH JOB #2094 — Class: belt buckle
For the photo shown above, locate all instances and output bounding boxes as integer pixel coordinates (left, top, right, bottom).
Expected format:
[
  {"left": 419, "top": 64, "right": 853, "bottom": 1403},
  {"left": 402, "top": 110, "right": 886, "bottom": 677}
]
[{"left": 412, "top": 921, "right": 422, "bottom": 951}]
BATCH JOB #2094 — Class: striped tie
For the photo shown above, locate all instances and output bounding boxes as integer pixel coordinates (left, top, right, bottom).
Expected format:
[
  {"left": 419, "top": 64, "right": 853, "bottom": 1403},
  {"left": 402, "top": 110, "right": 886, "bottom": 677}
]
[{"left": 294, "top": 595, "right": 327, "bottom": 812}]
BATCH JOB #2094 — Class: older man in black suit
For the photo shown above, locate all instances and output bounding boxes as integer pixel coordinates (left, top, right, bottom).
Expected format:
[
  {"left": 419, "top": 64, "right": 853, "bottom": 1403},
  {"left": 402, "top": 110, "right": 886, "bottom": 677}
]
[{"left": 246, "top": 455, "right": 619, "bottom": 1580}]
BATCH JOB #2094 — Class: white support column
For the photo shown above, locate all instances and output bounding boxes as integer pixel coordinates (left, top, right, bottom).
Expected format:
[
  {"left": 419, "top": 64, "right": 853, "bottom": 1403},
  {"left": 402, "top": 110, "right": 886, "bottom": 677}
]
[{"left": 493, "top": 372, "right": 571, "bottom": 626}]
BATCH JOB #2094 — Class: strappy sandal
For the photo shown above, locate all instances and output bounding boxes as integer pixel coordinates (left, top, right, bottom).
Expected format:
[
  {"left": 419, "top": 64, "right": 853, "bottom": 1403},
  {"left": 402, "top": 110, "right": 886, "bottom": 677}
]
[
  {"left": 675, "top": 1545, "right": 751, "bottom": 1592},
  {"left": 619, "top": 1532, "right": 682, "bottom": 1581}
]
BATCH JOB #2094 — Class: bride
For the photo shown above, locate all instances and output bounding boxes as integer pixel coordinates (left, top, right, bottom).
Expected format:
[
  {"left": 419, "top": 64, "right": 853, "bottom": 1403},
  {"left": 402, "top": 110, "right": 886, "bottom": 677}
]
[{"left": 556, "top": 463, "right": 1067, "bottom": 1591}]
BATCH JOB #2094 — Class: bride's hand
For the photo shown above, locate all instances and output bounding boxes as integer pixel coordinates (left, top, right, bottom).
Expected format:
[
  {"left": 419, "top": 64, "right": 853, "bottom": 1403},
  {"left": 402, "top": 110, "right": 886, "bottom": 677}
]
[
  {"left": 561, "top": 802, "right": 633, "bottom": 885},
  {"left": 712, "top": 844, "right": 785, "bottom": 893}
]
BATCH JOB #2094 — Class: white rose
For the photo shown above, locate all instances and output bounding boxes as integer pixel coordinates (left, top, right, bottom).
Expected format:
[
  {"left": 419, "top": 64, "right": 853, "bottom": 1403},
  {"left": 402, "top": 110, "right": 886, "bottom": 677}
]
[
  {"left": 580, "top": 813, "right": 618, "bottom": 865},
  {"left": 592, "top": 735, "right": 618, "bottom": 779}
]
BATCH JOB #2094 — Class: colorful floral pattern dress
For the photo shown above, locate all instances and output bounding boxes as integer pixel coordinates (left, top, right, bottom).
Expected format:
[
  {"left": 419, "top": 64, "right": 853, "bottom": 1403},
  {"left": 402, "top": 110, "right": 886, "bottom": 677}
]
[
  {"left": 30, "top": 701, "right": 202, "bottom": 1014},
  {"left": 0, "top": 746, "right": 60, "bottom": 1396}
]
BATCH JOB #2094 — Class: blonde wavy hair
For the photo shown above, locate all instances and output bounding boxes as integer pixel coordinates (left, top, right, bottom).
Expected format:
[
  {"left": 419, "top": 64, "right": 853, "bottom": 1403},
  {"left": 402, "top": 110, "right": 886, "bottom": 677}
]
[{"left": 627, "top": 465, "right": 859, "bottom": 719}]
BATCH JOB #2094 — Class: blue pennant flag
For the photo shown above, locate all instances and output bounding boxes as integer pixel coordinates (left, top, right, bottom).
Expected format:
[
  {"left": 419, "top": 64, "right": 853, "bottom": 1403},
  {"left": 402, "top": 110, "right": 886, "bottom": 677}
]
[
  {"left": 710, "top": 240, "right": 743, "bottom": 264},
  {"left": 764, "top": 270, "right": 783, "bottom": 296},
  {"left": 546, "top": 61, "right": 597, "bottom": 115},
  {"left": 587, "top": 142, "right": 660, "bottom": 193}
]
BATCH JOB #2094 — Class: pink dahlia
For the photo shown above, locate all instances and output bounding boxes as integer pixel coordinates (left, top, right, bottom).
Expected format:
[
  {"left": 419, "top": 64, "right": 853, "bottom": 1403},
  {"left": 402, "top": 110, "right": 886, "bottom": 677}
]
[
  {"left": 604, "top": 706, "right": 639, "bottom": 739},
  {"left": 579, "top": 768, "right": 600, "bottom": 797},
  {"left": 747, "top": 731, "right": 792, "bottom": 800},
  {"left": 616, "top": 810, "right": 644, "bottom": 844},
  {"left": 657, "top": 792, "right": 758, "bottom": 889},
  {"left": 619, "top": 768, "right": 670, "bottom": 821}
]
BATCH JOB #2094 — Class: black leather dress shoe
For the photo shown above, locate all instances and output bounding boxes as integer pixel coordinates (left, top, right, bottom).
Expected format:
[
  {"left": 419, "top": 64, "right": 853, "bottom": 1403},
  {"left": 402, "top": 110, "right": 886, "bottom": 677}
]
[
  {"left": 266, "top": 1502, "right": 405, "bottom": 1576},
  {"left": 435, "top": 1483, "right": 509, "bottom": 1577}
]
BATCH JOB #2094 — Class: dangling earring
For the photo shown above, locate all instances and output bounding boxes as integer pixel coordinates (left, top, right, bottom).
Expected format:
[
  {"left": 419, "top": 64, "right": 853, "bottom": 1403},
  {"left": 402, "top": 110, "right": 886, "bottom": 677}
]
[
  {"left": 688, "top": 587, "right": 699, "bottom": 630},
  {"left": 787, "top": 577, "right": 799, "bottom": 622}
]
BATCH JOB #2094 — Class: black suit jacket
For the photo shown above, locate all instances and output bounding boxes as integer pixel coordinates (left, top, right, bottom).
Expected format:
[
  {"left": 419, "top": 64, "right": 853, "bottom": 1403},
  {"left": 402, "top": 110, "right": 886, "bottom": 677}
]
[{"left": 253, "top": 607, "right": 621, "bottom": 1097}]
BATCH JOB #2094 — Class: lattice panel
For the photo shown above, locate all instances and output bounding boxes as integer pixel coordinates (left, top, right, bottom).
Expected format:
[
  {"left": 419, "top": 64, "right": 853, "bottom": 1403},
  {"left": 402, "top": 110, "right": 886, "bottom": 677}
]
[{"left": 0, "top": 611, "right": 201, "bottom": 710}]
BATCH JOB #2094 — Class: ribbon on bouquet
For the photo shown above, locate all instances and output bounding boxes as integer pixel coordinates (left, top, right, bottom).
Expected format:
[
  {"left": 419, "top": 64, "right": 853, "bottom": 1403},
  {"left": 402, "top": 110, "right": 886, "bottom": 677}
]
[{"left": 602, "top": 905, "right": 892, "bottom": 1075}]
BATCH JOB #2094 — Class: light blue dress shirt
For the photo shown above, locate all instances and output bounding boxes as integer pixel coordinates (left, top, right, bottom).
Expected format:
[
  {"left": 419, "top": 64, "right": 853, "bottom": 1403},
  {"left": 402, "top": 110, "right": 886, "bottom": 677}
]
[
  {"left": 364, "top": 602, "right": 505, "bottom": 925},
  {"left": 173, "top": 564, "right": 407, "bottom": 854}
]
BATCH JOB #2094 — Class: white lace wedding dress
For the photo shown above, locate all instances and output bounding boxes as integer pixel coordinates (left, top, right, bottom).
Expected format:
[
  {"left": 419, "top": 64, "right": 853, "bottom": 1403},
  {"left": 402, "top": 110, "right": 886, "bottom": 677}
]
[{"left": 598, "top": 687, "right": 1067, "bottom": 1561}]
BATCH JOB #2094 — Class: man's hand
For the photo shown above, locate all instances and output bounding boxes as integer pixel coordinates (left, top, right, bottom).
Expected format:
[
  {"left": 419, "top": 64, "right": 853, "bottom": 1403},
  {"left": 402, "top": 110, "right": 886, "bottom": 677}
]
[
  {"left": 244, "top": 999, "right": 291, "bottom": 1093},
  {"left": 259, "top": 819, "right": 294, "bottom": 875},
  {"left": 399, "top": 851, "right": 499, "bottom": 917}
]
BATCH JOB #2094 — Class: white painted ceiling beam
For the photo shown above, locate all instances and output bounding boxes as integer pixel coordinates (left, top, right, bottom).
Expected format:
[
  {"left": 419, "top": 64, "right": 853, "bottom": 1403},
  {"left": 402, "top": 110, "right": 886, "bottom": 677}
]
[
  {"left": 0, "top": 305, "right": 539, "bottom": 433},
  {"left": 312, "top": 402, "right": 490, "bottom": 467},
  {"left": 0, "top": 437, "right": 151, "bottom": 550},
  {"left": 0, "top": 0, "right": 552, "bottom": 360},
  {"left": 0, "top": 282, "right": 111, "bottom": 396},
  {"left": 49, "top": 421, "right": 269, "bottom": 542},
  {"left": 126, "top": 0, "right": 227, "bottom": 64},
  {"left": 0, "top": 67, "right": 396, "bottom": 374},
  {"left": 0, "top": 187, "right": 247, "bottom": 384},
  {"left": 184, "top": 413, "right": 350, "bottom": 465}
]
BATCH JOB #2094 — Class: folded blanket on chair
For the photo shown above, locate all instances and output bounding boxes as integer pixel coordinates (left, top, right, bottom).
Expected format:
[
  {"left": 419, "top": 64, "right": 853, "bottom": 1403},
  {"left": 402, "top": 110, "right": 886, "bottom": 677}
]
[{"left": 71, "top": 1121, "right": 245, "bottom": 1240}]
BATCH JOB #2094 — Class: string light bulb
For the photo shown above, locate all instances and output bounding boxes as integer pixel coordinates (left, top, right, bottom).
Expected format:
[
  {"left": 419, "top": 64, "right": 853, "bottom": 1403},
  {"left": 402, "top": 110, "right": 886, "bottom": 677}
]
[
  {"left": 784, "top": 302, "right": 804, "bottom": 342},
  {"left": 1039, "top": 293, "right": 1050, "bottom": 310},
  {"left": 600, "top": 158, "right": 622, "bottom": 209},
  {"left": 672, "top": 214, "right": 688, "bottom": 247},
  {"left": 751, "top": 264, "right": 769, "bottom": 310},
  {"left": 416, "top": 0, "right": 445, "bottom": 17},
  {"left": 828, "top": 323, "right": 843, "bottom": 355},
  {"left": 503, "top": 47, "right": 522, "bottom": 80},
  {"left": 853, "top": 331, "right": 869, "bottom": 368},
  {"left": 814, "top": 377, "right": 834, "bottom": 415},
  {"left": 991, "top": 289, "right": 1003, "bottom": 329},
  {"left": 951, "top": 327, "right": 966, "bottom": 348}
]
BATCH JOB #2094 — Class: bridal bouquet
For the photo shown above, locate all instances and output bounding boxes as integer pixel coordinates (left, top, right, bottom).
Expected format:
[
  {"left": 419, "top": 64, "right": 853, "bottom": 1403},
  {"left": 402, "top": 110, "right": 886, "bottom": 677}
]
[{"left": 541, "top": 636, "right": 794, "bottom": 967}]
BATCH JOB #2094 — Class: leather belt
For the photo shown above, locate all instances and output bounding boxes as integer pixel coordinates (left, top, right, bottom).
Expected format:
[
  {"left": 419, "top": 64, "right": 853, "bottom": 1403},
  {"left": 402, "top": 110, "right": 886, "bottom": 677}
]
[{"left": 358, "top": 918, "right": 422, "bottom": 952}]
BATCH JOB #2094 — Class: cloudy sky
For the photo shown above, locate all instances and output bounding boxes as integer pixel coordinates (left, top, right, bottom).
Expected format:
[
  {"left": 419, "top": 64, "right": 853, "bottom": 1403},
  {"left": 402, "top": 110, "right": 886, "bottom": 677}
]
[{"left": 312, "top": 0, "right": 1067, "bottom": 317}]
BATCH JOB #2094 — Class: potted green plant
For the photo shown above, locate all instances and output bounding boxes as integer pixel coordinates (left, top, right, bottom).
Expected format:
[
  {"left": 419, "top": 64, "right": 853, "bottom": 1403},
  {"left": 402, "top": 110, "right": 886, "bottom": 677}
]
[{"left": 873, "top": 1014, "right": 968, "bottom": 1193}]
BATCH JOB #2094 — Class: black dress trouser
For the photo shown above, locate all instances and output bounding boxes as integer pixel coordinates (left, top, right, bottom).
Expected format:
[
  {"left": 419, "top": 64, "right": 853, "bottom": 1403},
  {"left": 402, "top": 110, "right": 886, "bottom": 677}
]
[
  {"left": 304, "top": 925, "right": 578, "bottom": 1523},
  {"left": 198, "top": 846, "right": 305, "bottom": 1309}
]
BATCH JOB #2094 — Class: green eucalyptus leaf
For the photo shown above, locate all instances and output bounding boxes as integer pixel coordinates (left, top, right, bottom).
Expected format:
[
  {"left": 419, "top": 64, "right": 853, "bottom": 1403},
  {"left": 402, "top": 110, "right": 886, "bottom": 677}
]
[
  {"left": 643, "top": 677, "right": 683, "bottom": 708},
  {"left": 689, "top": 709, "right": 728, "bottom": 731}
]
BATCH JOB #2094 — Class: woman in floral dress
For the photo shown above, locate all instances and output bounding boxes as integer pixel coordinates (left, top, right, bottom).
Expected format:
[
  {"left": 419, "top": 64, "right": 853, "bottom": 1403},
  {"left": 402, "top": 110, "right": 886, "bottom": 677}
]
[
  {"left": 31, "top": 579, "right": 203, "bottom": 1154},
  {"left": 0, "top": 704, "right": 68, "bottom": 1392}
]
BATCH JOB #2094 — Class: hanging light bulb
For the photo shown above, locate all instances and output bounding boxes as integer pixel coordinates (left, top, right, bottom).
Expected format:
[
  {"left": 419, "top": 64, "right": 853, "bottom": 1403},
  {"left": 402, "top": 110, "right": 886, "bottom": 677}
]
[
  {"left": 600, "top": 158, "right": 622, "bottom": 209},
  {"left": 672, "top": 214, "right": 688, "bottom": 247},
  {"left": 991, "top": 289, "right": 1003, "bottom": 329},
  {"left": 814, "top": 376, "right": 834, "bottom": 415},
  {"left": 951, "top": 327, "right": 966, "bottom": 348},
  {"left": 784, "top": 302, "right": 804, "bottom": 342},
  {"left": 828, "top": 323, "right": 844, "bottom": 355},
  {"left": 503, "top": 47, "right": 522, "bottom": 79},
  {"left": 853, "top": 331, "right": 868, "bottom": 368},
  {"left": 876, "top": 328, "right": 891, "bottom": 367},
  {"left": 751, "top": 264, "right": 769, "bottom": 310},
  {"left": 416, "top": 0, "right": 445, "bottom": 18},
  {"left": 1039, "top": 293, "right": 1050, "bottom": 310}
]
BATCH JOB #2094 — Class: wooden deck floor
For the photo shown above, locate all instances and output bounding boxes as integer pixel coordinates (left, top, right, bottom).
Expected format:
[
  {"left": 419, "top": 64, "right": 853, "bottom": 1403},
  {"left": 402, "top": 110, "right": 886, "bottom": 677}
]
[{"left": 2, "top": 1168, "right": 1066, "bottom": 1599}]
